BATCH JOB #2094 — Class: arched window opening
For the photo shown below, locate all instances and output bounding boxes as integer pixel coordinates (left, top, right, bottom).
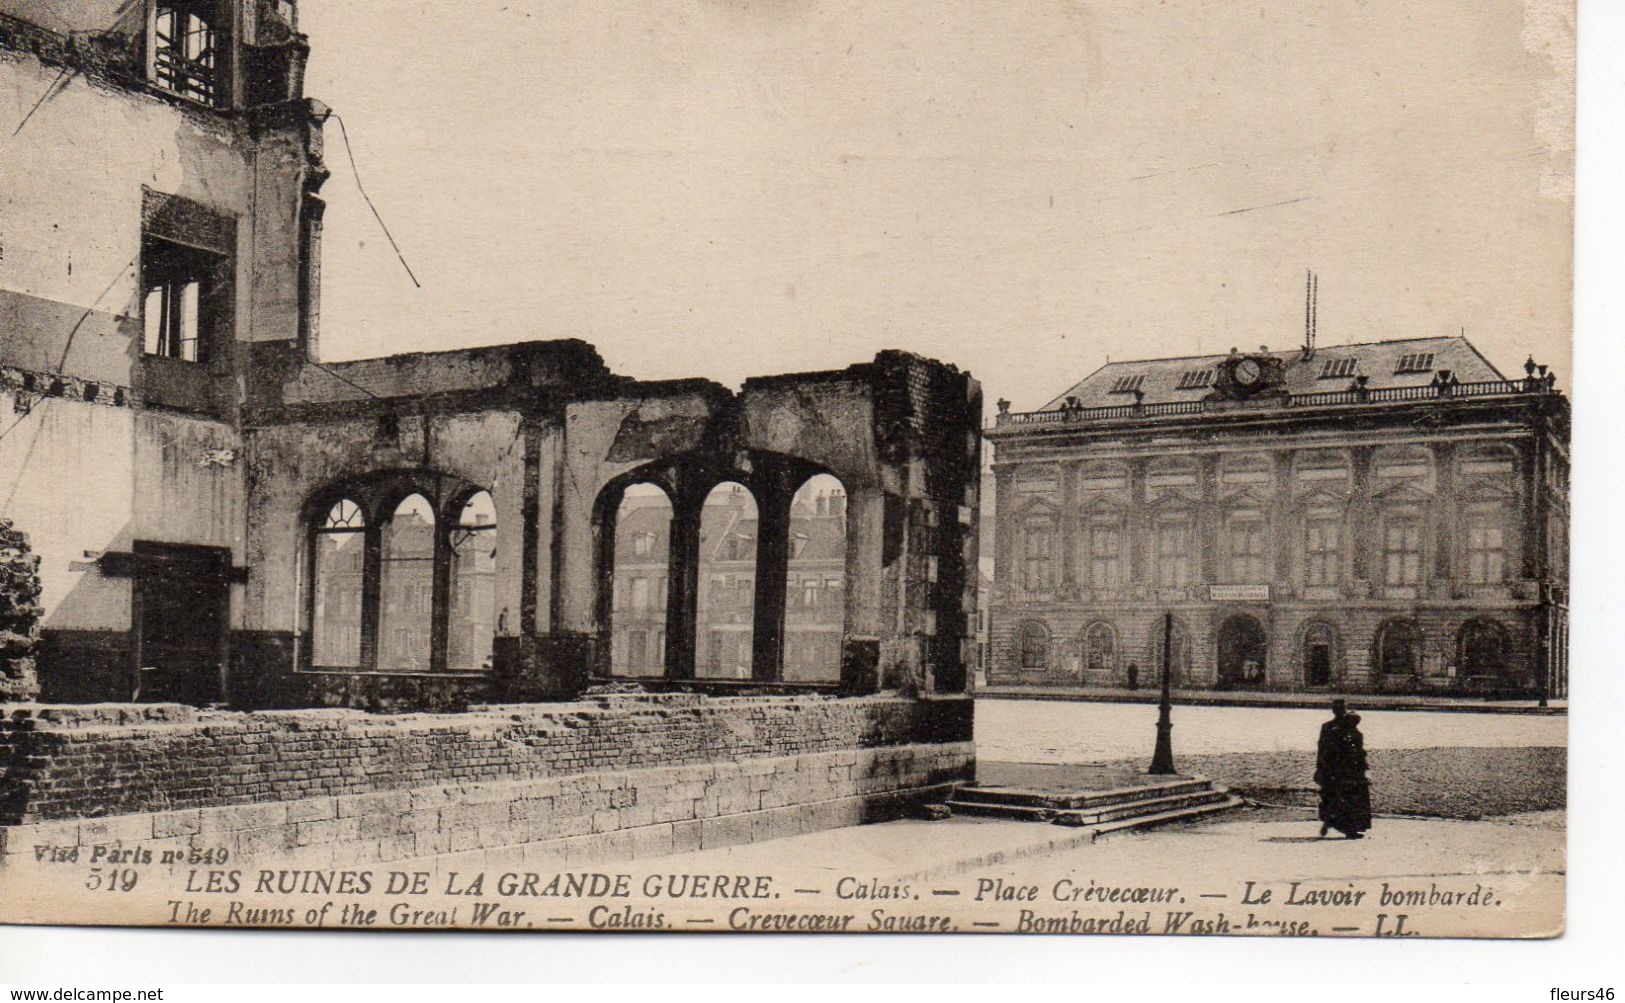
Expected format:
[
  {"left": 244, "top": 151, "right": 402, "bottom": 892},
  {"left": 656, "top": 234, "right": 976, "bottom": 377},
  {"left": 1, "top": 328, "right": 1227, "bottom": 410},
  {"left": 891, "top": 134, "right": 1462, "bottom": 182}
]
[
  {"left": 312, "top": 498, "right": 365, "bottom": 668},
  {"left": 611, "top": 483, "right": 672, "bottom": 678},
  {"left": 697, "top": 482, "right": 757, "bottom": 679},
  {"left": 1302, "top": 621, "right": 1337, "bottom": 687},
  {"left": 447, "top": 492, "right": 497, "bottom": 673},
  {"left": 782, "top": 473, "right": 846, "bottom": 683},
  {"left": 1084, "top": 622, "right": 1117, "bottom": 681},
  {"left": 1147, "top": 617, "right": 1193, "bottom": 686},
  {"left": 1458, "top": 619, "right": 1510, "bottom": 679},
  {"left": 1377, "top": 618, "right": 1421, "bottom": 676},
  {"left": 1018, "top": 621, "right": 1050, "bottom": 671},
  {"left": 378, "top": 494, "right": 435, "bottom": 672}
]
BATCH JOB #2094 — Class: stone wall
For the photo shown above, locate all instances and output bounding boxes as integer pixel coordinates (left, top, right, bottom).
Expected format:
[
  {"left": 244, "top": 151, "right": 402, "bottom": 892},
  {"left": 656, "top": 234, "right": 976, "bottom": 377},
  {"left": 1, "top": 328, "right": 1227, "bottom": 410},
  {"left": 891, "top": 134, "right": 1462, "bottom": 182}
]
[
  {"left": 0, "top": 694, "right": 971, "bottom": 822},
  {"left": 0, "top": 694, "right": 971, "bottom": 868}
]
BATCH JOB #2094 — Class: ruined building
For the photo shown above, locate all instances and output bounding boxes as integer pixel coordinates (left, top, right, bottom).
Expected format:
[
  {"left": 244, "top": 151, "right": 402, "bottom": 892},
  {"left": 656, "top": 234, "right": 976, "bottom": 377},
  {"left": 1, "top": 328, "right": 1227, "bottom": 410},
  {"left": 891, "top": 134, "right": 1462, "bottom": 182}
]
[{"left": 0, "top": 3, "right": 981, "bottom": 862}]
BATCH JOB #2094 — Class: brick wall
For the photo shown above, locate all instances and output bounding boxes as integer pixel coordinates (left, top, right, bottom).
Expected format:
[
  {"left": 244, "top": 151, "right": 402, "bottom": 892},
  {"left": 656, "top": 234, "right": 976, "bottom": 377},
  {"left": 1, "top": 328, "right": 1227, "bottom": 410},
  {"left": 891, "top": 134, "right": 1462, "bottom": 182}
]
[
  {"left": 0, "top": 695, "right": 972, "bottom": 869},
  {"left": 0, "top": 694, "right": 971, "bottom": 824}
]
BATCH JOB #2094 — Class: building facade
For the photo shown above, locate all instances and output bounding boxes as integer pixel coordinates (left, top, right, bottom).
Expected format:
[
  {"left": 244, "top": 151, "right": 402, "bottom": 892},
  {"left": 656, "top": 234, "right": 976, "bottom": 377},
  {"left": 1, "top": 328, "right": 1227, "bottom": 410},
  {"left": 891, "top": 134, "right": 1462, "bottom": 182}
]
[
  {"left": 984, "top": 337, "right": 1569, "bottom": 699},
  {"left": 1, "top": 2, "right": 984, "bottom": 712}
]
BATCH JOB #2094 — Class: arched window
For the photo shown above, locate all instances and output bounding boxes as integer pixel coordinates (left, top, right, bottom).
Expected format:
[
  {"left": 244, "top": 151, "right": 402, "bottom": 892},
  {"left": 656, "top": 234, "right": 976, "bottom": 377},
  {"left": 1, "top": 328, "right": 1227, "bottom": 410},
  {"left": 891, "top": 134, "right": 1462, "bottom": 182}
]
[
  {"left": 1018, "top": 621, "right": 1050, "bottom": 671},
  {"left": 311, "top": 498, "right": 365, "bottom": 668},
  {"left": 1302, "top": 621, "right": 1337, "bottom": 687},
  {"left": 697, "top": 482, "right": 757, "bottom": 679},
  {"left": 1377, "top": 618, "right": 1421, "bottom": 676},
  {"left": 611, "top": 483, "right": 672, "bottom": 678},
  {"left": 1458, "top": 618, "right": 1510, "bottom": 679},
  {"left": 447, "top": 492, "right": 497, "bottom": 673},
  {"left": 1084, "top": 621, "right": 1117, "bottom": 679},
  {"left": 378, "top": 494, "right": 435, "bottom": 672},
  {"left": 782, "top": 473, "right": 846, "bottom": 683}
]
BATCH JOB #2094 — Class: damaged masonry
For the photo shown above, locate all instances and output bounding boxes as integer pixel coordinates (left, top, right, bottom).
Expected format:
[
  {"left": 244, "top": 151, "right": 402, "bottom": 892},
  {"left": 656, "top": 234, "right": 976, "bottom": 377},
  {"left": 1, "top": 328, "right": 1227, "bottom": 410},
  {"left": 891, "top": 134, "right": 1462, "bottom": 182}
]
[{"left": 0, "top": 0, "right": 981, "bottom": 863}]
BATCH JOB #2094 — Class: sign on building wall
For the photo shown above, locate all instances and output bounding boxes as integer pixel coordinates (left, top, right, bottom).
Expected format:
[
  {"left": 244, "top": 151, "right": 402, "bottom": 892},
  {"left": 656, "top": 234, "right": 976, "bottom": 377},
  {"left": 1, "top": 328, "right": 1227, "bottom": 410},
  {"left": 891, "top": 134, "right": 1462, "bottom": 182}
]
[{"left": 1209, "top": 584, "right": 1271, "bottom": 602}]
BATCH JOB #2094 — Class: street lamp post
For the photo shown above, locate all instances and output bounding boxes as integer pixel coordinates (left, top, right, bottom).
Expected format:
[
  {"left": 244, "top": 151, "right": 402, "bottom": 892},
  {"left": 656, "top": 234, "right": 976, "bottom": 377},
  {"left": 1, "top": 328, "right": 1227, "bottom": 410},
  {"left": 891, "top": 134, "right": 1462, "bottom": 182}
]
[{"left": 1149, "top": 611, "right": 1177, "bottom": 775}]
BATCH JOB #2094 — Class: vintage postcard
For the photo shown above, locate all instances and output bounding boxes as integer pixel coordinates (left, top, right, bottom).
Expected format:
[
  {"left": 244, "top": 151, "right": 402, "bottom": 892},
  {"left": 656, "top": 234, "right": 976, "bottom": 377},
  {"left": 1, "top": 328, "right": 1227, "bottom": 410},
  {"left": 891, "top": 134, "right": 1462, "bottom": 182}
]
[{"left": 0, "top": 0, "right": 1571, "bottom": 941}]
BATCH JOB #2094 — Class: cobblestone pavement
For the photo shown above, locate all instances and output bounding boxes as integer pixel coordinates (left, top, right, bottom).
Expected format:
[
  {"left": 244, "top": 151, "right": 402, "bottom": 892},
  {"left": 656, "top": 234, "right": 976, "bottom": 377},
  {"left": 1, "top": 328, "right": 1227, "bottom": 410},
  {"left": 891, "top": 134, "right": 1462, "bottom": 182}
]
[{"left": 976, "top": 700, "right": 1566, "bottom": 820}]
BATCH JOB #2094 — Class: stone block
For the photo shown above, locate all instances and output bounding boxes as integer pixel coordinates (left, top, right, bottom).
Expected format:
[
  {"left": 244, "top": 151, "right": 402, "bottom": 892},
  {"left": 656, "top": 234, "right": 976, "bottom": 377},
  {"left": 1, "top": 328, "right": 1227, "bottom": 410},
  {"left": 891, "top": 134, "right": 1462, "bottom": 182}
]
[
  {"left": 78, "top": 815, "right": 153, "bottom": 844},
  {"left": 285, "top": 798, "right": 340, "bottom": 824},
  {"left": 698, "top": 813, "right": 753, "bottom": 851},
  {"left": 152, "top": 811, "right": 203, "bottom": 839}
]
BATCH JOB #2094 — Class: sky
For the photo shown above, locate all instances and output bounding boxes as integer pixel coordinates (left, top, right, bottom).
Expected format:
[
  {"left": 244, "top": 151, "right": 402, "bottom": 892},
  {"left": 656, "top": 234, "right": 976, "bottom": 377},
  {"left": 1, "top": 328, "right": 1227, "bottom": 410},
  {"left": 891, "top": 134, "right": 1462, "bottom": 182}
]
[{"left": 301, "top": 0, "right": 1573, "bottom": 412}]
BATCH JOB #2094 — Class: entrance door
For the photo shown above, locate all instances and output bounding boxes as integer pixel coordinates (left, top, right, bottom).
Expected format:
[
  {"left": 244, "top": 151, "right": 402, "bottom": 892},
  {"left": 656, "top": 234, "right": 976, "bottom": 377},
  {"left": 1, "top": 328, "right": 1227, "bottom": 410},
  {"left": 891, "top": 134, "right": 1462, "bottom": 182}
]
[
  {"left": 133, "top": 544, "right": 228, "bottom": 705},
  {"left": 1305, "top": 642, "right": 1332, "bottom": 687},
  {"left": 1217, "top": 613, "right": 1268, "bottom": 689}
]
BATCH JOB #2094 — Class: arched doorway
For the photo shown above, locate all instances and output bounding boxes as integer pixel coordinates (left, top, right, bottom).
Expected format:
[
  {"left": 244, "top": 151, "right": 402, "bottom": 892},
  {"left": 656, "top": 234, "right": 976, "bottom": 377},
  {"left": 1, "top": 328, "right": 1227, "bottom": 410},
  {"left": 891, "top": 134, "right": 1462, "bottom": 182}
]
[
  {"left": 1457, "top": 618, "right": 1510, "bottom": 681},
  {"left": 1217, "top": 613, "right": 1268, "bottom": 689}
]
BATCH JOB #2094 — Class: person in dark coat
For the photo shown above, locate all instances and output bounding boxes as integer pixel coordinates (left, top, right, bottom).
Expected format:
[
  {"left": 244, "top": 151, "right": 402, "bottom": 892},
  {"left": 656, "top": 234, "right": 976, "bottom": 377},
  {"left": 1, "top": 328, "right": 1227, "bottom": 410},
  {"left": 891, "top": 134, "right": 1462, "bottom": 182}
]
[{"left": 1314, "top": 700, "right": 1372, "bottom": 839}]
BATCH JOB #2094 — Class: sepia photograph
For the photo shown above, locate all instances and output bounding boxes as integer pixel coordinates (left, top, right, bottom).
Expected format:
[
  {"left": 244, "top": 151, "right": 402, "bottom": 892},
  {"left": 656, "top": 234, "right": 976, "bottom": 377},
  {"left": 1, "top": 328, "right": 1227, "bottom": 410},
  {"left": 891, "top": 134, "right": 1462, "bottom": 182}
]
[{"left": 0, "top": 0, "right": 1607, "bottom": 984}]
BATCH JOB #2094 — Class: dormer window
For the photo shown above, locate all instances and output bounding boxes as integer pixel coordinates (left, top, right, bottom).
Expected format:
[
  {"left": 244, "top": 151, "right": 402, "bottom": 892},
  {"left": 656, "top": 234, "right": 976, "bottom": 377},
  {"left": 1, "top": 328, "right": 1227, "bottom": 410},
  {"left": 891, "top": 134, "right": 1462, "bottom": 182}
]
[
  {"left": 1109, "top": 374, "right": 1145, "bottom": 394},
  {"left": 1175, "top": 369, "right": 1214, "bottom": 390},
  {"left": 1318, "top": 358, "right": 1358, "bottom": 379},
  {"left": 152, "top": 2, "right": 226, "bottom": 105},
  {"left": 1394, "top": 352, "right": 1436, "bottom": 374}
]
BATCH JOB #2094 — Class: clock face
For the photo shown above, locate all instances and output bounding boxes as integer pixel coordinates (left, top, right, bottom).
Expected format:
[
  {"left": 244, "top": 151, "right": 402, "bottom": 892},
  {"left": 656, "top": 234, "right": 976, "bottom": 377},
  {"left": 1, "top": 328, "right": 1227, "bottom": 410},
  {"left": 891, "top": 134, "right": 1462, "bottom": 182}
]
[{"left": 1234, "top": 358, "right": 1263, "bottom": 386}]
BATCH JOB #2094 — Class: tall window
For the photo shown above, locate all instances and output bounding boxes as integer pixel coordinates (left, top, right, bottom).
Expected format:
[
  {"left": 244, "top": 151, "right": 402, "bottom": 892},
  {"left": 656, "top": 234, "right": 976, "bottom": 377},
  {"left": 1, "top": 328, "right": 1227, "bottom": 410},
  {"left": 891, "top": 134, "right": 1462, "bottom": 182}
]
[
  {"left": 311, "top": 499, "right": 364, "bottom": 668},
  {"left": 1304, "top": 514, "right": 1343, "bottom": 586},
  {"left": 377, "top": 495, "right": 434, "bottom": 672},
  {"left": 697, "top": 482, "right": 757, "bottom": 679},
  {"left": 1018, "top": 622, "right": 1050, "bottom": 671},
  {"left": 153, "top": 2, "right": 224, "bottom": 104},
  {"left": 1377, "top": 619, "right": 1420, "bottom": 676},
  {"left": 1022, "top": 517, "right": 1055, "bottom": 591},
  {"left": 447, "top": 492, "right": 496, "bottom": 673},
  {"left": 782, "top": 474, "right": 847, "bottom": 683},
  {"left": 1465, "top": 505, "right": 1507, "bottom": 584},
  {"left": 1225, "top": 513, "right": 1267, "bottom": 583},
  {"left": 1383, "top": 514, "right": 1424, "bottom": 586},
  {"left": 1155, "top": 515, "right": 1194, "bottom": 587},
  {"left": 142, "top": 236, "right": 228, "bottom": 363},
  {"left": 1087, "top": 519, "right": 1122, "bottom": 589},
  {"left": 611, "top": 483, "right": 671, "bottom": 678}
]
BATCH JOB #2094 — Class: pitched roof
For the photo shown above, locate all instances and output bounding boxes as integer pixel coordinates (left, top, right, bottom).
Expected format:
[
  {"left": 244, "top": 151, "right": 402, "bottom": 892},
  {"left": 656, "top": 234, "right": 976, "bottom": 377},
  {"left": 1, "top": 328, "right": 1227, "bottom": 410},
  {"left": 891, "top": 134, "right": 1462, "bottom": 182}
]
[{"left": 1039, "top": 336, "right": 1506, "bottom": 411}]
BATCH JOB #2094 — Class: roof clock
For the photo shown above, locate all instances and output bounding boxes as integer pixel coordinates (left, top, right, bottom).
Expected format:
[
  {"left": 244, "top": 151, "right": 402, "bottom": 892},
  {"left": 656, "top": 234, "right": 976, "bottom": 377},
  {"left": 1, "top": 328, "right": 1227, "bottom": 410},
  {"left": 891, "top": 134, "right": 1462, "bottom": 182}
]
[{"left": 1213, "top": 347, "right": 1287, "bottom": 401}]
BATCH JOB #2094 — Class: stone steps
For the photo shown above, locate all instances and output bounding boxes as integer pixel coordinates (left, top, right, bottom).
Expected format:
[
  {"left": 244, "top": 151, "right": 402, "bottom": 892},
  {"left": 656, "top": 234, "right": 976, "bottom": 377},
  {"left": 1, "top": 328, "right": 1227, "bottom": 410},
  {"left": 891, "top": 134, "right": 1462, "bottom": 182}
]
[{"left": 941, "top": 776, "right": 1242, "bottom": 833}]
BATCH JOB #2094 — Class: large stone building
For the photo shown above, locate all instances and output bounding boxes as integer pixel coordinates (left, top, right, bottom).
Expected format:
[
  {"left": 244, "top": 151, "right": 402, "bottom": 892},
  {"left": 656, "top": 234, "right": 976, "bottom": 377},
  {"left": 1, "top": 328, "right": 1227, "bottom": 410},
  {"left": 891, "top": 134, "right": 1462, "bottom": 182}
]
[
  {"left": 984, "top": 336, "right": 1569, "bottom": 699},
  {"left": 0, "top": 2, "right": 981, "bottom": 864}
]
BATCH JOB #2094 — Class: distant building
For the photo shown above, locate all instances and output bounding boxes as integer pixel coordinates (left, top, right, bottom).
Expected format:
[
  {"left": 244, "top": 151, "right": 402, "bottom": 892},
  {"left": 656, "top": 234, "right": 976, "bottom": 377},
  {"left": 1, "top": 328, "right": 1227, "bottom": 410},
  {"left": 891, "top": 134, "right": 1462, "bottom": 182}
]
[
  {"left": 984, "top": 336, "right": 1569, "bottom": 698},
  {"left": 610, "top": 484, "right": 848, "bottom": 683}
]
